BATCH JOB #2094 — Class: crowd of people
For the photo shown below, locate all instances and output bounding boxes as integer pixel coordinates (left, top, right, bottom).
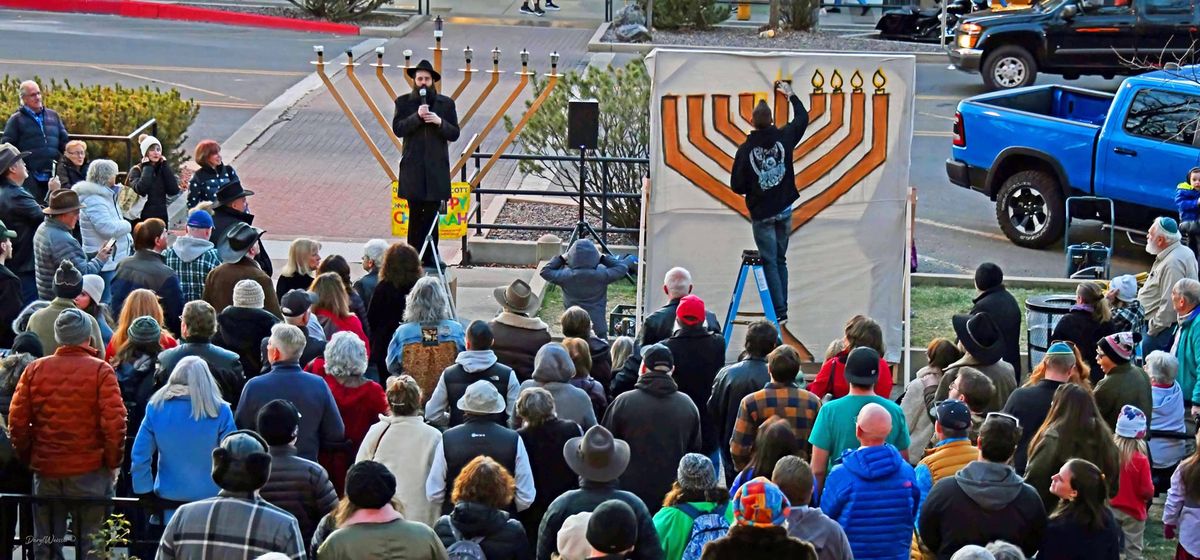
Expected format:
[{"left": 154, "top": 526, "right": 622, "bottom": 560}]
[{"left": 5, "top": 75, "right": 1200, "bottom": 560}]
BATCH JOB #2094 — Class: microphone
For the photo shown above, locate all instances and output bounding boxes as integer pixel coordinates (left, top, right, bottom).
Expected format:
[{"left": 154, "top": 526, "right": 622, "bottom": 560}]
[{"left": 419, "top": 87, "right": 428, "bottom": 105}]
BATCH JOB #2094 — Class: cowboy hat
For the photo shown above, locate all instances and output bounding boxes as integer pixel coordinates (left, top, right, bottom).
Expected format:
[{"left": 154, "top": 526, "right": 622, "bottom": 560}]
[
  {"left": 218, "top": 222, "right": 265, "bottom": 264},
  {"left": 952, "top": 312, "right": 1005, "bottom": 366},
  {"left": 43, "top": 190, "right": 85, "bottom": 215},
  {"left": 214, "top": 180, "right": 255, "bottom": 208},
  {"left": 406, "top": 59, "right": 441, "bottom": 82},
  {"left": 493, "top": 278, "right": 540, "bottom": 315},
  {"left": 0, "top": 143, "right": 30, "bottom": 173},
  {"left": 563, "top": 425, "right": 630, "bottom": 483}
]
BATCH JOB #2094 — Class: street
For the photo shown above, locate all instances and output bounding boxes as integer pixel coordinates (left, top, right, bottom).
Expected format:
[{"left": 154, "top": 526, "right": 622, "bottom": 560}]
[{"left": 0, "top": 8, "right": 1156, "bottom": 278}]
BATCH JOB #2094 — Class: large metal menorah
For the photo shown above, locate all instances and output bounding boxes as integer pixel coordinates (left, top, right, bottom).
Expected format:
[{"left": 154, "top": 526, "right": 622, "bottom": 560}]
[
  {"left": 660, "top": 68, "right": 890, "bottom": 232},
  {"left": 312, "top": 20, "right": 562, "bottom": 190}
]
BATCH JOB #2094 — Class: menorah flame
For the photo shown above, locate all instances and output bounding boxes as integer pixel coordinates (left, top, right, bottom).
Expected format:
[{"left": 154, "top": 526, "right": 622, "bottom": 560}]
[{"left": 660, "top": 68, "right": 890, "bottom": 233}]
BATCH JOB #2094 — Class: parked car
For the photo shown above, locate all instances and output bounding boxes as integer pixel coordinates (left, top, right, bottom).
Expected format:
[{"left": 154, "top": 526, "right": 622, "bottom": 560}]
[
  {"left": 949, "top": 0, "right": 1197, "bottom": 90},
  {"left": 945, "top": 68, "right": 1200, "bottom": 247}
]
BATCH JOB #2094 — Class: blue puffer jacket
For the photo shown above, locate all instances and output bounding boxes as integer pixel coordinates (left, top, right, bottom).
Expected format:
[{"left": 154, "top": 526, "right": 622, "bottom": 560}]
[
  {"left": 1177, "top": 182, "right": 1200, "bottom": 223},
  {"left": 820, "top": 443, "right": 919, "bottom": 560}
]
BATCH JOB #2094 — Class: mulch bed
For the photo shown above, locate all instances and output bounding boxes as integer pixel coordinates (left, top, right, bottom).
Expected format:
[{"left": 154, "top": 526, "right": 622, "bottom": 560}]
[
  {"left": 488, "top": 200, "right": 639, "bottom": 245},
  {"left": 604, "top": 26, "right": 946, "bottom": 52},
  {"left": 177, "top": 3, "right": 410, "bottom": 26}
]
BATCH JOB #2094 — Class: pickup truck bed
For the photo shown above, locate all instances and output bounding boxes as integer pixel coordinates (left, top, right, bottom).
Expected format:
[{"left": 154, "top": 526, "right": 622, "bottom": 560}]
[{"left": 975, "top": 87, "right": 1113, "bottom": 125}]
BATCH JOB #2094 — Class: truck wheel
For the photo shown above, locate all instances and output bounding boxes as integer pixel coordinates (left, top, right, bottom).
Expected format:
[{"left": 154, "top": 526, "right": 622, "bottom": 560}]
[
  {"left": 983, "top": 46, "right": 1037, "bottom": 90},
  {"left": 995, "top": 170, "right": 1064, "bottom": 249}
]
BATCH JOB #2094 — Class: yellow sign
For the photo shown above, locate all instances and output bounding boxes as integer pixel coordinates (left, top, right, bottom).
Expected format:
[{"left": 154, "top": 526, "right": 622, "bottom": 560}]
[{"left": 391, "top": 181, "right": 473, "bottom": 239}]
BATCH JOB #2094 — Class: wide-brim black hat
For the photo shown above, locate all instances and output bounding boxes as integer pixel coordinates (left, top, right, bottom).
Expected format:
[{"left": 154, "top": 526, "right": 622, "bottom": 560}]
[
  {"left": 218, "top": 221, "right": 264, "bottom": 264},
  {"left": 0, "top": 143, "right": 30, "bottom": 173},
  {"left": 952, "top": 312, "right": 1004, "bottom": 365},
  {"left": 564, "top": 425, "right": 630, "bottom": 483},
  {"left": 214, "top": 180, "right": 255, "bottom": 208},
  {"left": 406, "top": 59, "right": 441, "bottom": 82}
]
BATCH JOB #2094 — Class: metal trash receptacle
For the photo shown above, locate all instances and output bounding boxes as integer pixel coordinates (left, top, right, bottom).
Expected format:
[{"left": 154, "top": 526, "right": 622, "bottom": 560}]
[{"left": 1025, "top": 294, "right": 1076, "bottom": 373}]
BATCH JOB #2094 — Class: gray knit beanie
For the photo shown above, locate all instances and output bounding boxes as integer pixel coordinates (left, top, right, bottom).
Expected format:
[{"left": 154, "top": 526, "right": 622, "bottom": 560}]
[
  {"left": 54, "top": 308, "right": 91, "bottom": 346},
  {"left": 677, "top": 453, "right": 717, "bottom": 492},
  {"left": 53, "top": 260, "right": 83, "bottom": 299},
  {"left": 128, "top": 316, "right": 162, "bottom": 345},
  {"left": 232, "top": 279, "right": 265, "bottom": 309}
]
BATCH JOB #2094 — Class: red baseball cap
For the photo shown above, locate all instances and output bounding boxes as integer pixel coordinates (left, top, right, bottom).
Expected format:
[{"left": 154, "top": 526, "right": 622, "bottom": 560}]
[{"left": 676, "top": 294, "right": 705, "bottom": 327}]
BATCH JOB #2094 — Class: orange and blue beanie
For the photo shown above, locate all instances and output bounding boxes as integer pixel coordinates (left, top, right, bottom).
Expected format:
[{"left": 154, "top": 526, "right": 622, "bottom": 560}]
[{"left": 733, "top": 477, "right": 790, "bottom": 527}]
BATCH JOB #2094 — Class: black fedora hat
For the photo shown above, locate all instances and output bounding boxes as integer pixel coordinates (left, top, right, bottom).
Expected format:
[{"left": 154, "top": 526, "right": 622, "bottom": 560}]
[
  {"left": 214, "top": 180, "right": 255, "bottom": 208},
  {"left": 0, "top": 143, "right": 30, "bottom": 173},
  {"left": 406, "top": 59, "right": 441, "bottom": 83},
  {"left": 218, "top": 221, "right": 264, "bottom": 264},
  {"left": 952, "top": 312, "right": 1004, "bottom": 366}
]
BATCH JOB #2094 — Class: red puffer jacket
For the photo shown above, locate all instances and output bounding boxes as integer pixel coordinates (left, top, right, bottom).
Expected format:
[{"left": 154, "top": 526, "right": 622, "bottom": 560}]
[{"left": 8, "top": 345, "right": 127, "bottom": 478}]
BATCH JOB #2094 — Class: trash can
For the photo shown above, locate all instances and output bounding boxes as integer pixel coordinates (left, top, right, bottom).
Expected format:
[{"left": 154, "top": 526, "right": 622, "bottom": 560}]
[{"left": 1025, "top": 294, "right": 1076, "bottom": 373}]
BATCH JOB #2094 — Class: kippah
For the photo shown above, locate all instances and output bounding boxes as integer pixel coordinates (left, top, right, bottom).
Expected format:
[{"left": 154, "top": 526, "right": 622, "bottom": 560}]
[
  {"left": 1046, "top": 341, "right": 1073, "bottom": 356},
  {"left": 1159, "top": 216, "right": 1180, "bottom": 234}
]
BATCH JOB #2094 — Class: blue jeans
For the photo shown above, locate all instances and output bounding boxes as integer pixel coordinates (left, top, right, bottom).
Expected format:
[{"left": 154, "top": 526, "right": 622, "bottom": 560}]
[
  {"left": 98, "top": 269, "right": 116, "bottom": 306},
  {"left": 751, "top": 207, "right": 790, "bottom": 320}
]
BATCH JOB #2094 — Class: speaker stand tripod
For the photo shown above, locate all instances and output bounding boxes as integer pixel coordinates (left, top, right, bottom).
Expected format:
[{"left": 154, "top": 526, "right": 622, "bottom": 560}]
[
  {"left": 417, "top": 202, "right": 457, "bottom": 321},
  {"left": 565, "top": 147, "right": 635, "bottom": 283}
]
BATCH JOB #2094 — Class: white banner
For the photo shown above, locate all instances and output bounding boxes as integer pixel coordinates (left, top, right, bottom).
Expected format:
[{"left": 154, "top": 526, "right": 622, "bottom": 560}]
[{"left": 643, "top": 49, "right": 915, "bottom": 362}]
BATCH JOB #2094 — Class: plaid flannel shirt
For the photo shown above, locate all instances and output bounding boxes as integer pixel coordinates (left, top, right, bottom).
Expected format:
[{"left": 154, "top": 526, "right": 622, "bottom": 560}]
[
  {"left": 158, "top": 491, "right": 306, "bottom": 560},
  {"left": 729, "top": 382, "right": 822, "bottom": 471},
  {"left": 1112, "top": 300, "right": 1145, "bottom": 336},
  {"left": 164, "top": 246, "right": 223, "bottom": 303}
]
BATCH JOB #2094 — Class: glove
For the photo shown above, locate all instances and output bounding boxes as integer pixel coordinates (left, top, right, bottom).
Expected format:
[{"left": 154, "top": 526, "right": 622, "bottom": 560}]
[{"left": 1166, "top": 524, "right": 1178, "bottom": 540}]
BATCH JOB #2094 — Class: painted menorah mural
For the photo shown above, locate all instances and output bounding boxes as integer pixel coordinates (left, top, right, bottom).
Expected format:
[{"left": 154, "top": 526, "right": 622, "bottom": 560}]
[{"left": 644, "top": 50, "right": 915, "bottom": 361}]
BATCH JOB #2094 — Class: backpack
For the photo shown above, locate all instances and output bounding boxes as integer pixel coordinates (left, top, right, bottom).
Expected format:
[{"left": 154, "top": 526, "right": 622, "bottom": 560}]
[
  {"left": 442, "top": 517, "right": 487, "bottom": 560},
  {"left": 675, "top": 502, "right": 730, "bottom": 560}
]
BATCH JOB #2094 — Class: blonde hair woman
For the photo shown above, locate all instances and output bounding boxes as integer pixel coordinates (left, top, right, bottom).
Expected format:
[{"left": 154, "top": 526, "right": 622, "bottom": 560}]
[
  {"left": 106, "top": 288, "right": 176, "bottom": 357},
  {"left": 310, "top": 272, "right": 369, "bottom": 352},
  {"left": 275, "top": 238, "right": 321, "bottom": 301},
  {"left": 1050, "top": 280, "right": 1115, "bottom": 384}
]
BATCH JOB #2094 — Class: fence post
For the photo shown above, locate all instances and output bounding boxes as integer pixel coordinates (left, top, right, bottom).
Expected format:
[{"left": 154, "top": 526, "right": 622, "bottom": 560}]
[{"left": 601, "top": 160, "right": 610, "bottom": 246}]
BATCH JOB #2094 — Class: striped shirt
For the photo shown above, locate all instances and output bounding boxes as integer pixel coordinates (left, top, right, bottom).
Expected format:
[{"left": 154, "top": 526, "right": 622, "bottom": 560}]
[
  {"left": 729, "top": 382, "right": 822, "bottom": 470},
  {"left": 158, "top": 491, "right": 306, "bottom": 560}
]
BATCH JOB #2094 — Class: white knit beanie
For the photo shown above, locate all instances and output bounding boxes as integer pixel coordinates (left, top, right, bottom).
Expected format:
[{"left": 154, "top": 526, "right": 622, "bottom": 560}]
[
  {"left": 232, "top": 279, "right": 265, "bottom": 309},
  {"left": 140, "top": 135, "right": 161, "bottom": 157}
]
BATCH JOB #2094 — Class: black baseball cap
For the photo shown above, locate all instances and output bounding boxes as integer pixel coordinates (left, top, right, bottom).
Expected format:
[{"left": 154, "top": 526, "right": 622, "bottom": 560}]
[
  {"left": 641, "top": 343, "right": 673, "bottom": 372},
  {"left": 280, "top": 290, "right": 313, "bottom": 318},
  {"left": 936, "top": 399, "right": 972, "bottom": 431}
]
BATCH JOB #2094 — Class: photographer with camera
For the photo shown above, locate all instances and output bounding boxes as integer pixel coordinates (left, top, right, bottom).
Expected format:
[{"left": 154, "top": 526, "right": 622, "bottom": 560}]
[{"left": 392, "top": 60, "right": 460, "bottom": 268}]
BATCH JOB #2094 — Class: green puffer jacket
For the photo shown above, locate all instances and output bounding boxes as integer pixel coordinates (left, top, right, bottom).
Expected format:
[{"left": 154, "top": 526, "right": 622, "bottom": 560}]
[{"left": 1175, "top": 308, "right": 1200, "bottom": 405}]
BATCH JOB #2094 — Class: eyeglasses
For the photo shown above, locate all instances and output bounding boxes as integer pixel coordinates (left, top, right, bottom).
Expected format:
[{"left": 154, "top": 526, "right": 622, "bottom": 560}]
[
  {"left": 66, "top": 150, "right": 85, "bottom": 156},
  {"left": 986, "top": 411, "right": 1021, "bottom": 428}
]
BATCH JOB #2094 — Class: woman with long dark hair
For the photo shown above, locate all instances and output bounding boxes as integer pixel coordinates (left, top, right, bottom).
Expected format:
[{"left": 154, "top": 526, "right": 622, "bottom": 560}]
[
  {"left": 1037, "top": 458, "right": 1122, "bottom": 559},
  {"left": 366, "top": 243, "right": 421, "bottom": 376},
  {"left": 809, "top": 314, "right": 892, "bottom": 399},
  {"left": 1025, "top": 383, "right": 1121, "bottom": 511},
  {"left": 729, "top": 416, "right": 800, "bottom": 498}
]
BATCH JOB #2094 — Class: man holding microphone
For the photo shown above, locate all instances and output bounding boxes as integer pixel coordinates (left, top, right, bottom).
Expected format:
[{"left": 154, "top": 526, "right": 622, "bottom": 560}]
[{"left": 392, "top": 59, "right": 461, "bottom": 268}]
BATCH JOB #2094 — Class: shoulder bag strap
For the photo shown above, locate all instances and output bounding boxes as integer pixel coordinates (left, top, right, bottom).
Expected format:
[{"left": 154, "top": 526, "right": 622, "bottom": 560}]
[{"left": 368, "top": 422, "right": 393, "bottom": 461}]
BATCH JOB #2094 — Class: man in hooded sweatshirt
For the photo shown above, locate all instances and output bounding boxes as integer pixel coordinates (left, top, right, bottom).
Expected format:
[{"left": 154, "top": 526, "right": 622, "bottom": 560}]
[
  {"left": 918, "top": 413, "right": 1047, "bottom": 559},
  {"left": 729, "top": 81, "right": 809, "bottom": 323},
  {"left": 164, "top": 209, "right": 222, "bottom": 303},
  {"left": 602, "top": 343, "right": 702, "bottom": 513},
  {"left": 426, "top": 320, "right": 520, "bottom": 428},
  {"left": 539, "top": 238, "right": 631, "bottom": 339},
  {"left": 516, "top": 343, "right": 597, "bottom": 430},
  {"left": 820, "top": 403, "right": 919, "bottom": 560}
]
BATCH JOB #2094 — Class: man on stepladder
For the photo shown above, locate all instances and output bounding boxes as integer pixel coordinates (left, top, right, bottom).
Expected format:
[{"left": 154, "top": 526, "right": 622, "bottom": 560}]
[
  {"left": 392, "top": 59, "right": 460, "bottom": 268},
  {"left": 730, "top": 80, "right": 809, "bottom": 325}
]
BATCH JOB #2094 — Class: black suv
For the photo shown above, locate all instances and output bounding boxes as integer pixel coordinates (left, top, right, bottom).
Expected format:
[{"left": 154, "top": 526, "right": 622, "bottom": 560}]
[{"left": 949, "top": 0, "right": 1197, "bottom": 89}]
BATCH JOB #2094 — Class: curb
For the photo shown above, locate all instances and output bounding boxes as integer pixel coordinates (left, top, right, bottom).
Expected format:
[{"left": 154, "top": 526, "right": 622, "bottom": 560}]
[
  {"left": 587, "top": 21, "right": 949, "bottom": 63},
  {"left": 362, "top": 13, "right": 428, "bottom": 37},
  {"left": 1, "top": 0, "right": 361, "bottom": 34}
]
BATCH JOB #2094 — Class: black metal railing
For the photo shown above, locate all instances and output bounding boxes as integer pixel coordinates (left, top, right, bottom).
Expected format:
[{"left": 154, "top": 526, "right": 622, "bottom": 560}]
[
  {"left": 456, "top": 150, "right": 649, "bottom": 263},
  {"left": 603, "top": 0, "right": 899, "bottom": 22},
  {"left": 71, "top": 118, "right": 158, "bottom": 172},
  {"left": 0, "top": 493, "right": 166, "bottom": 560}
]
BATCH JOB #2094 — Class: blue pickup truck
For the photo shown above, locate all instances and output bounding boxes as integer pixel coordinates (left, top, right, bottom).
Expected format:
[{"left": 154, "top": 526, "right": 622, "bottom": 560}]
[{"left": 945, "top": 67, "right": 1200, "bottom": 248}]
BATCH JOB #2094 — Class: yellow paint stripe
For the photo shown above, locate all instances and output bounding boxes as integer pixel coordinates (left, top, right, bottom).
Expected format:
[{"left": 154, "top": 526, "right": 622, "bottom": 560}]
[
  {"left": 195, "top": 100, "right": 264, "bottom": 109},
  {"left": 917, "top": 95, "right": 963, "bottom": 101},
  {"left": 916, "top": 217, "right": 1009, "bottom": 242},
  {"left": 0, "top": 58, "right": 307, "bottom": 77},
  {"left": 89, "top": 65, "right": 247, "bottom": 102}
]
